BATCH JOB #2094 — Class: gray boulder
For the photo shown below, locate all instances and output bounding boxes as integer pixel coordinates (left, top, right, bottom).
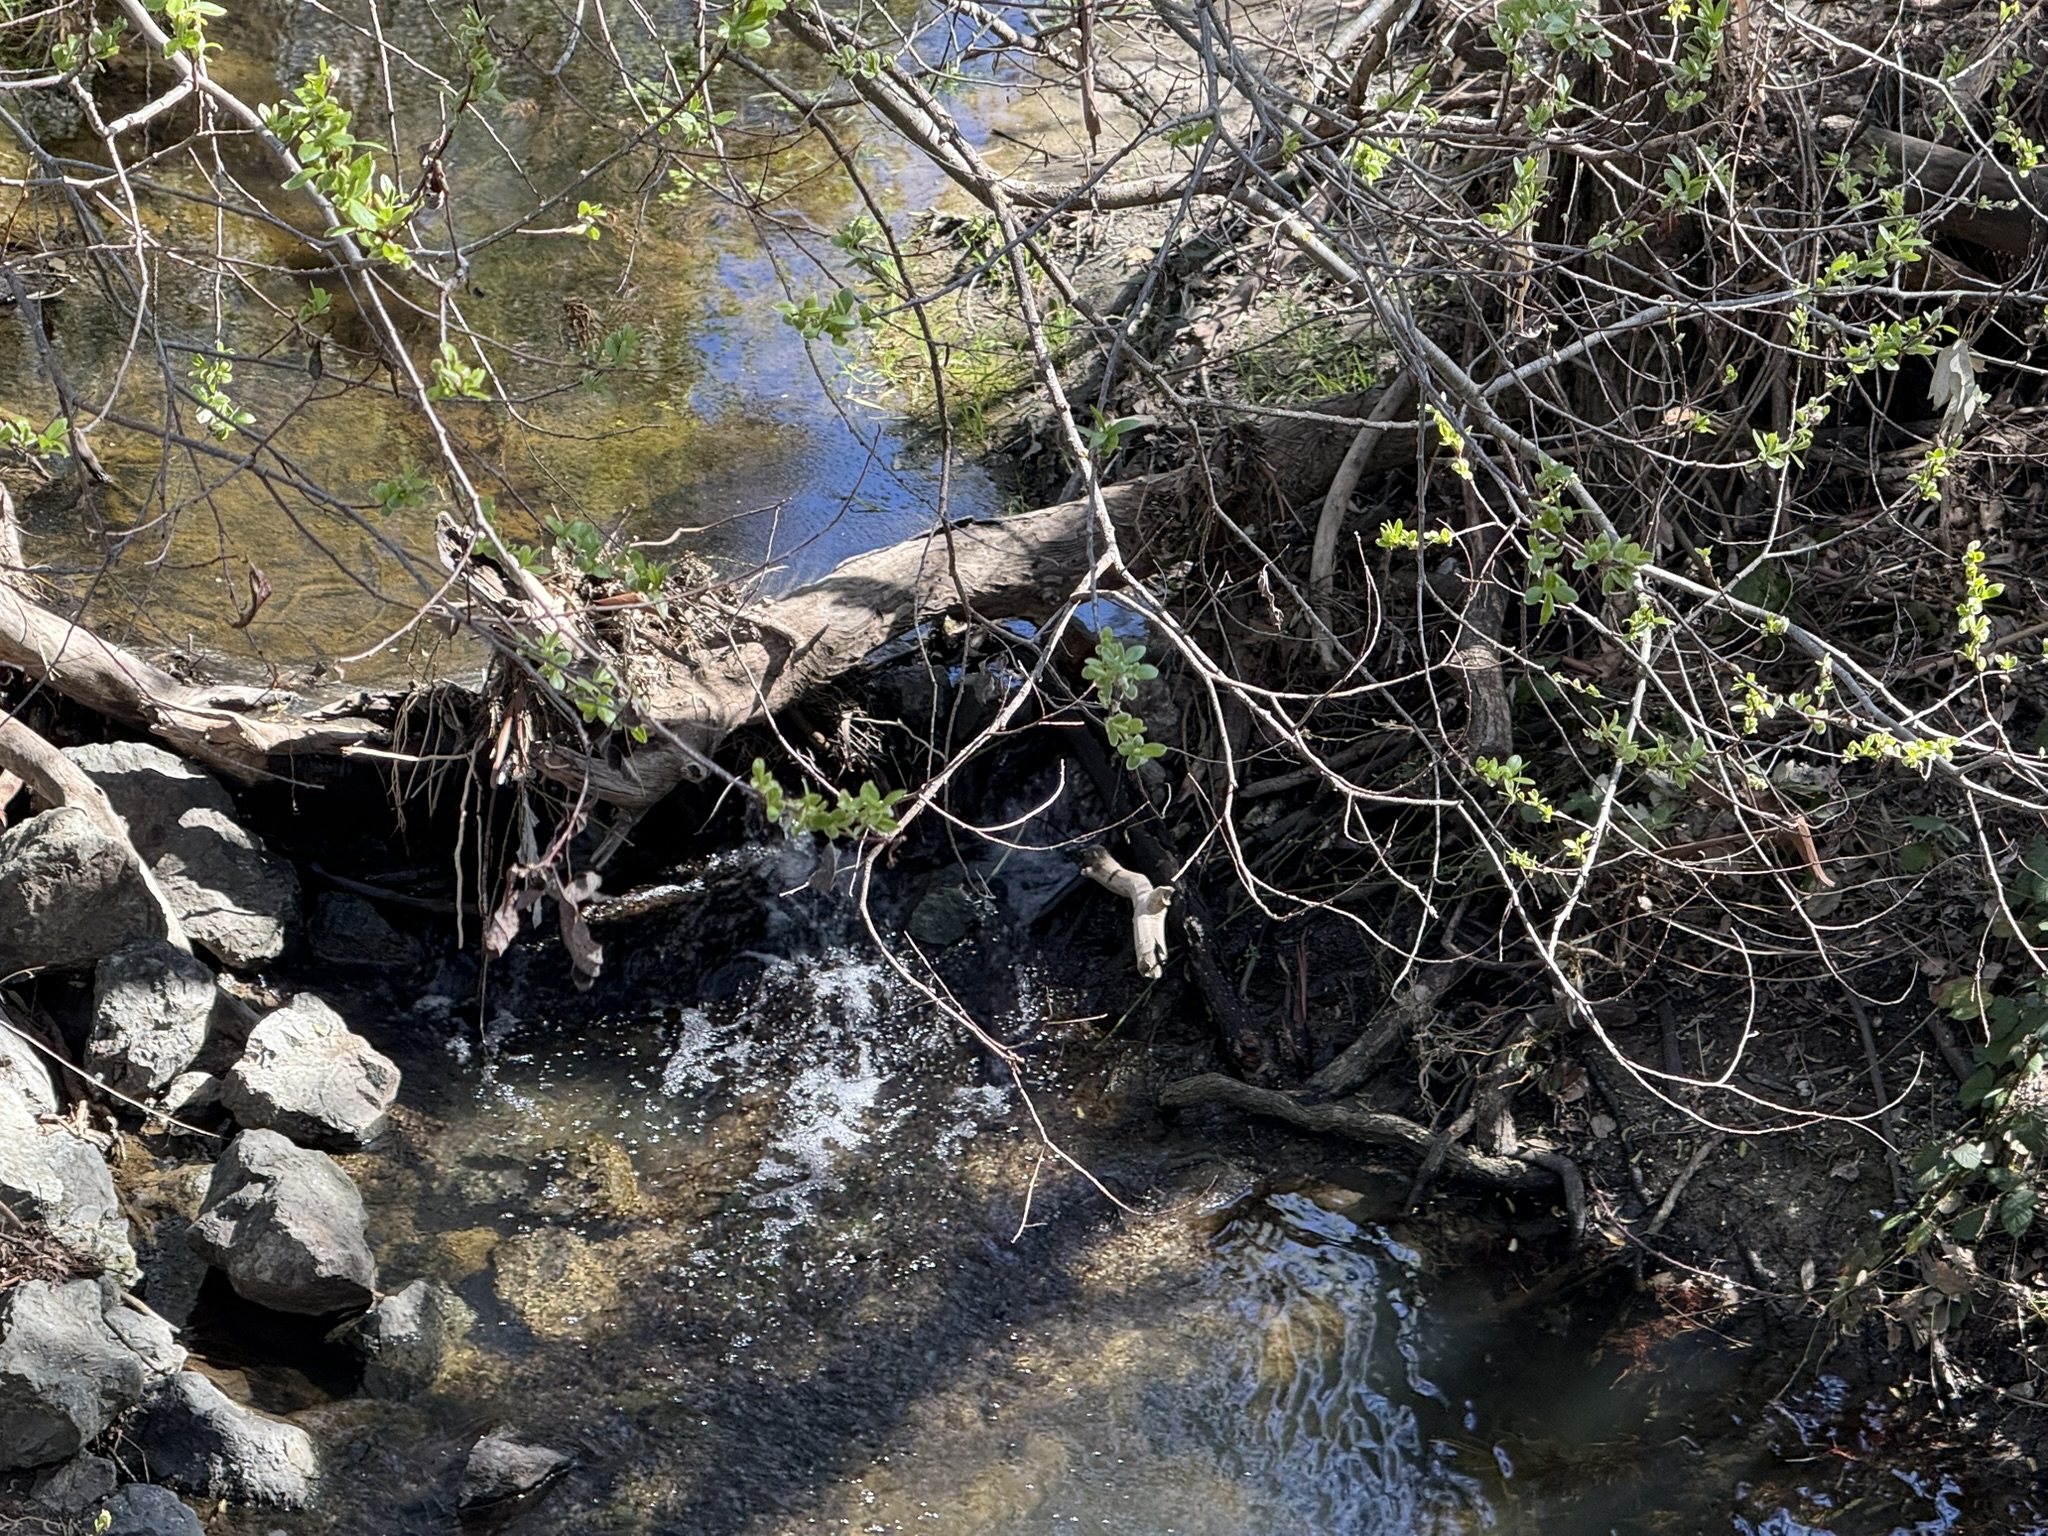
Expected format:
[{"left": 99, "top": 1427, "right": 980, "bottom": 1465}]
[
  {"left": 154, "top": 1071, "right": 221, "bottom": 1124},
  {"left": 459, "top": 1429, "right": 571, "bottom": 1509},
  {"left": 87, "top": 939, "right": 217, "bottom": 1099},
  {"left": 124, "top": 1371, "right": 318, "bottom": 1508},
  {"left": 0, "top": 1024, "right": 57, "bottom": 1116},
  {"left": 187, "top": 1129, "right": 376, "bottom": 1315},
  {"left": 0, "top": 1092, "right": 139, "bottom": 1283},
  {"left": 100, "top": 1482, "right": 204, "bottom": 1536},
  {"left": 335, "top": 1278, "right": 472, "bottom": 1398},
  {"left": 29, "top": 1451, "right": 117, "bottom": 1511},
  {"left": 220, "top": 995, "right": 398, "bottom": 1149},
  {"left": 0, "top": 807, "right": 168, "bottom": 976},
  {"left": 0, "top": 1280, "right": 146, "bottom": 1470},
  {"left": 308, "top": 891, "right": 422, "bottom": 969},
  {"left": 104, "top": 1298, "right": 187, "bottom": 1379},
  {"left": 64, "top": 741, "right": 301, "bottom": 970}
]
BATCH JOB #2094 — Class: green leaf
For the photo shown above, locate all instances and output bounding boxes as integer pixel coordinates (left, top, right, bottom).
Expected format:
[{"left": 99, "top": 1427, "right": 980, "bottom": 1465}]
[{"left": 2003, "top": 1184, "right": 2039, "bottom": 1237}]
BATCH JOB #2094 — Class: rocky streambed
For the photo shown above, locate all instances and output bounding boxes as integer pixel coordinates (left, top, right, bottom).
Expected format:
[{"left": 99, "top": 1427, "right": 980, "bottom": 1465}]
[
  {"left": 0, "top": 741, "right": 574, "bottom": 1529},
  {"left": 0, "top": 727, "right": 2017, "bottom": 1536}
]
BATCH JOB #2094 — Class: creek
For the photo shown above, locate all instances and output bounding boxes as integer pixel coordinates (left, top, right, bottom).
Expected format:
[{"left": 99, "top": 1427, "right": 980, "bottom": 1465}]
[
  {"left": 129, "top": 838, "right": 1994, "bottom": 1536},
  {"left": 0, "top": 4, "right": 2020, "bottom": 1531}
]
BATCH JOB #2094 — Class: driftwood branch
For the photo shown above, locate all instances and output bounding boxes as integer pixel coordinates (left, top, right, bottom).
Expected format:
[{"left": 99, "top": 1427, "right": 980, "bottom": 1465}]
[
  {"left": 1310, "top": 373, "right": 1412, "bottom": 668},
  {"left": 1080, "top": 846, "right": 1174, "bottom": 978},
  {"left": 1303, "top": 960, "right": 1469, "bottom": 1097},
  {"left": 0, "top": 582, "right": 384, "bottom": 780},
  {"left": 1160, "top": 1071, "right": 1561, "bottom": 1193}
]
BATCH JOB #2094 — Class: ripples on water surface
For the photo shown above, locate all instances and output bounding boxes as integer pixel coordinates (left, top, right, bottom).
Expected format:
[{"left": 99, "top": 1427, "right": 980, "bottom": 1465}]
[{"left": 171, "top": 858, "right": 2023, "bottom": 1536}]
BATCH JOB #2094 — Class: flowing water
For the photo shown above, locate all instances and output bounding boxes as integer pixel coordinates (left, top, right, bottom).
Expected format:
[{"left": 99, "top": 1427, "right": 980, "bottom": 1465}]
[
  {"left": 112, "top": 842, "right": 2031, "bottom": 1535},
  {"left": 10, "top": 6, "right": 2040, "bottom": 1531}
]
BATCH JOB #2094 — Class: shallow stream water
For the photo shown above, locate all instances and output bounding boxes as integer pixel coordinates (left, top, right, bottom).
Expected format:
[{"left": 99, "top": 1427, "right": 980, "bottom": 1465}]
[
  {"left": 8, "top": 6, "right": 2037, "bottom": 1531},
  {"left": 1, "top": 0, "right": 1039, "bottom": 679},
  {"left": 114, "top": 844, "right": 2024, "bottom": 1536}
]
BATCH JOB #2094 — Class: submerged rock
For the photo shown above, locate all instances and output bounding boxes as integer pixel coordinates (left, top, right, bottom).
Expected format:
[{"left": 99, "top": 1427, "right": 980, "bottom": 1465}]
[
  {"left": 0, "top": 1279, "right": 147, "bottom": 1471},
  {"left": 334, "top": 1277, "right": 473, "bottom": 1398},
  {"left": 87, "top": 938, "right": 218, "bottom": 1099},
  {"left": 0, "top": 1092, "right": 140, "bottom": 1283},
  {"left": 187, "top": 1129, "right": 377, "bottom": 1315},
  {"left": 221, "top": 995, "right": 399, "bottom": 1149},
  {"left": 308, "top": 891, "right": 422, "bottom": 969},
  {"left": 28, "top": 1450, "right": 117, "bottom": 1511},
  {"left": 492, "top": 1225, "right": 620, "bottom": 1339},
  {"left": 64, "top": 740, "right": 302, "bottom": 970},
  {"left": 458, "top": 1429, "right": 571, "bottom": 1509},
  {"left": 99, "top": 1481, "right": 204, "bottom": 1536},
  {"left": 124, "top": 1371, "right": 318, "bottom": 1507},
  {"left": 0, "top": 806, "right": 169, "bottom": 976}
]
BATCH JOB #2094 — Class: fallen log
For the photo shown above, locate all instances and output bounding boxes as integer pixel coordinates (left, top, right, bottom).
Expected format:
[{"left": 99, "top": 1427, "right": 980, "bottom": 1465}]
[
  {"left": 0, "top": 387, "right": 1407, "bottom": 806},
  {"left": 546, "top": 389, "right": 1410, "bottom": 806},
  {"left": 1852, "top": 125, "right": 2048, "bottom": 260}
]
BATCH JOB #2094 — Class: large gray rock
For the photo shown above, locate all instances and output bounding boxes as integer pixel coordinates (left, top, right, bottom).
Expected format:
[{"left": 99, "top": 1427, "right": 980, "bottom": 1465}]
[
  {"left": 335, "top": 1278, "right": 472, "bottom": 1398},
  {"left": 0, "top": 1023, "right": 58, "bottom": 1116},
  {"left": 459, "top": 1429, "right": 571, "bottom": 1509},
  {"left": 0, "top": 1280, "right": 147, "bottom": 1470},
  {"left": 187, "top": 1129, "right": 376, "bottom": 1315},
  {"left": 124, "top": 1371, "right": 318, "bottom": 1508},
  {"left": 0, "top": 807, "right": 168, "bottom": 976},
  {"left": 105, "top": 1298, "right": 187, "bottom": 1379},
  {"left": 308, "top": 891, "right": 422, "bottom": 969},
  {"left": 99, "top": 1482, "right": 204, "bottom": 1536},
  {"left": 29, "top": 1450, "right": 117, "bottom": 1510},
  {"left": 87, "top": 939, "right": 218, "bottom": 1099},
  {"left": 220, "top": 995, "right": 398, "bottom": 1149},
  {"left": 64, "top": 741, "right": 301, "bottom": 970},
  {"left": 0, "top": 1092, "right": 139, "bottom": 1283}
]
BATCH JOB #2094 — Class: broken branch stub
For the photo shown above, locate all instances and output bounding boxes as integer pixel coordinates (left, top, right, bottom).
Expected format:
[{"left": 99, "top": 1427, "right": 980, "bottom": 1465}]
[{"left": 1082, "top": 846, "right": 1174, "bottom": 978}]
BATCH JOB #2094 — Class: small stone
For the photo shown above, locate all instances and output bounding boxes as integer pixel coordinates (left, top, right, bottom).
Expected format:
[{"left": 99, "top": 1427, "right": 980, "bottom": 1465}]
[
  {"left": 125, "top": 1371, "right": 318, "bottom": 1508},
  {"left": 64, "top": 741, "right": 301, "bottom": 970},
  {"left": 333, "top": 1278, "right": 473, "bottom": 1398},
  {"left": 458, "top": 1429, "right": 571, "bottom": 1509},
  {"left": 308, "top": 891, "right": 422, "bottom": 969},
  {"left": 187, "top": 1129, "right": 377, "bottom": 1316},
  {"left": 29, "top": 1451, "right": 117, "bottom": 1511},
  {"left": 99, "top": 1482, "right": 204, "bottom": 1536},
  {"left": 0, "top": 807, "right": 168, "bottom": 976},
  {"left": 87, "top": 938, "right": 218, "bottom": 1100},
  {"left": 0, "top": 1092, "right": 139, "bottom": 1283},
  {"left": 220, "top": 995, "right": 399, "bottom": 1149},
  {"left": 0, "top": 1280, "right": 146, "bottom": 1471},
  {"left": 907, "top": 881, "right": 979, "bottom": 949}
]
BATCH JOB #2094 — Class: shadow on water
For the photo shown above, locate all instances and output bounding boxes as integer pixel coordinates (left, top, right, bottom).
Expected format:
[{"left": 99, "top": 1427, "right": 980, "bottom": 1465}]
[{"left": 150, "top": 839, "right": 2037, "bottom": 1536}]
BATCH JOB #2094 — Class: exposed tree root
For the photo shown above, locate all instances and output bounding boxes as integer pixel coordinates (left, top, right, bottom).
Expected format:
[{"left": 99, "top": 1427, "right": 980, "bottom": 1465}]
[{"left": 1160, "top": 1071, "right": 1571, "bottom": 1196}]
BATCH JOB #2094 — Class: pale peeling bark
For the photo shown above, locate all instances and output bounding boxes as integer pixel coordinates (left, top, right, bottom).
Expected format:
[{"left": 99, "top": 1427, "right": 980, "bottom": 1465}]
[{"left": 1081, "top": 846, "right": 1175, "bottom": 978}]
